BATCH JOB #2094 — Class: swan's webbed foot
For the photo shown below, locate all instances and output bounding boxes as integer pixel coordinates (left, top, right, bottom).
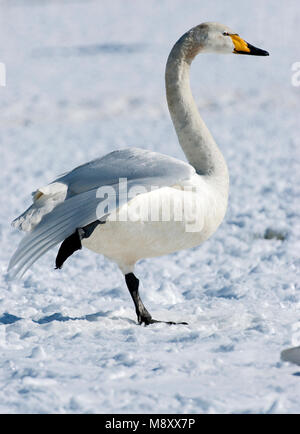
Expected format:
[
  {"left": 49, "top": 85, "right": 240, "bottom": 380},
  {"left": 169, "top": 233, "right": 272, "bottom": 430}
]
[
  {"left": 125, "top": 273, "right": 188, "bottom": 326},
  {"left": 143, "top": 318, "right": 188, "bottom": 326},
  {"left": 137, "top": 311, "right": 154, "bottom": 326}
]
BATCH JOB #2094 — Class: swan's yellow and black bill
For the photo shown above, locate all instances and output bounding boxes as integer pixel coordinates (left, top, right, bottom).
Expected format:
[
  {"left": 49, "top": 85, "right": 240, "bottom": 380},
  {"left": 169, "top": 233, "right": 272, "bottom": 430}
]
[{"left": 231, "top": 34, "right": 269, "bottom": 56}]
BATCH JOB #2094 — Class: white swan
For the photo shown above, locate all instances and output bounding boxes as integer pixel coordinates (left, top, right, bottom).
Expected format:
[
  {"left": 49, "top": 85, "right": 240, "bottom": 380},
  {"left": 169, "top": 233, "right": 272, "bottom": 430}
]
[{"left": 8, "top": 23, "right": 268, "bottom": 325}]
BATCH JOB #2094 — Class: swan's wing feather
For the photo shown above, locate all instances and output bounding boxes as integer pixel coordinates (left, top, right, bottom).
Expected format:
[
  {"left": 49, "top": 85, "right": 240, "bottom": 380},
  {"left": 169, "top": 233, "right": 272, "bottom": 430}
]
[
  {"left": 8, "top": 188, "right": 100, "bottom": 279},
  {"left": 8, "top": 150, "right": 195, "bottom": 279},
  {"left": 56, "top": 148, "right": 195, "bottom": 196}
]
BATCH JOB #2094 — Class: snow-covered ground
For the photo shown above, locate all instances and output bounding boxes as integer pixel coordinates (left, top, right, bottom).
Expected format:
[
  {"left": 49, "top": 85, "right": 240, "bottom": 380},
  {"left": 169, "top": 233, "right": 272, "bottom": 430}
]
[{"left": 0, "top": 0, "right": 300, "bottom": 413}]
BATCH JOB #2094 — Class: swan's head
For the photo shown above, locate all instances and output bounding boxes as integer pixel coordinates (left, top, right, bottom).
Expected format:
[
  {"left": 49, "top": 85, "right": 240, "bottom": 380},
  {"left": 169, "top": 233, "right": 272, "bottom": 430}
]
[{"left": 188, "top": 22, "right": 269, "bottom": 57}]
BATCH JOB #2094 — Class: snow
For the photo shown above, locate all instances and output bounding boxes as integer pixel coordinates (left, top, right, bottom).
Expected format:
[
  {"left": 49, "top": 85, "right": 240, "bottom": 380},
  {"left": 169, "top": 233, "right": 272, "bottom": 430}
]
[{"left": 0, "top": 0, "right": 300, "bottom": 413}]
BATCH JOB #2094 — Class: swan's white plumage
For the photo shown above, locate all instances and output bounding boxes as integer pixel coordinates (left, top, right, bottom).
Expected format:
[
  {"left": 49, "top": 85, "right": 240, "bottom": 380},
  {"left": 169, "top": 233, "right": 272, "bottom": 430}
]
[
  {"left": 56, "top": 148, "right": 195, "bottom": 197},
  {"left": 12, "top": 182, "right": 68, "bottom": 232},
  {"left": 9, "top": 22, "right": 267, "bottom": 281},
  {"left": 81, "top": 173, "right": 227, "bottom": 274},
  {"left": 8, "top": 148, "right": 196, "bottom": 279}
]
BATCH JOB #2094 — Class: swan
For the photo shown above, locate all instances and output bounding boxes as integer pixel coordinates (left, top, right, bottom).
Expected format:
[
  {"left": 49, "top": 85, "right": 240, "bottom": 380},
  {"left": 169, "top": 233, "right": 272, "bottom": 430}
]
[{"left": 8, "top": 22, "right": 269, "bottom": 325}]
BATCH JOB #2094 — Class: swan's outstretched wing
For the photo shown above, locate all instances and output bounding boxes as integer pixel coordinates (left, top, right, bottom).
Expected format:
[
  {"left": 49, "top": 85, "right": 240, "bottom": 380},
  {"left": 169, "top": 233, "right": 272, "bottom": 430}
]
[
  {"left": 8, "top": 148, "right": 195, "bottom": 279},
  {"left": 55, "top": 148, "right": 194, "bottom": 197}
]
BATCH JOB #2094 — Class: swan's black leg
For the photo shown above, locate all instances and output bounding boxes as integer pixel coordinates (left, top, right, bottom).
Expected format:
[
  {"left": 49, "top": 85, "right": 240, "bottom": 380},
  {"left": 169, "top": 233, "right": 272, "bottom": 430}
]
[
  {"left": 55, "top": 220, "right": 105, "bottom": 270},
  {"left": 125, "top": 273, "right": 188, "bottom": 326},
  {"left": 55, "top": 228, "right": 85, "bottom": 269},
  {"left": 125, "top": 273, "right": 153, "bottom": 325}
]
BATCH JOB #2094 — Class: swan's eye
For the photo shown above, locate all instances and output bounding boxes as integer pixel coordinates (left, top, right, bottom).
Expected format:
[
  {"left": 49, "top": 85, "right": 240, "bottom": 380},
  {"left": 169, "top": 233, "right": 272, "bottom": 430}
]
[{"left": 223, "top": 32, "right": 230, "bottom": 36}]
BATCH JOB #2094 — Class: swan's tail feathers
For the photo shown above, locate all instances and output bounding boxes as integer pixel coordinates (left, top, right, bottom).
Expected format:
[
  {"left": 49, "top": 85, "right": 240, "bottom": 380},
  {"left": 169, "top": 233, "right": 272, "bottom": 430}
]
[
  {"left": 12, "top": 182, "right": 68, "bottom": 232},
  {"left": 8, "top": 188, "right": 101, "bottom": 280}
]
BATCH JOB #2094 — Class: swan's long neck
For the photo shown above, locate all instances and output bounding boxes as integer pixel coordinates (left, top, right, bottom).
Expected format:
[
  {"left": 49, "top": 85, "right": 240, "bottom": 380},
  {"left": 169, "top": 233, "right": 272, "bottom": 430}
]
[{"left": 165, "top": 32, "right": 229, "bottom": 184}]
